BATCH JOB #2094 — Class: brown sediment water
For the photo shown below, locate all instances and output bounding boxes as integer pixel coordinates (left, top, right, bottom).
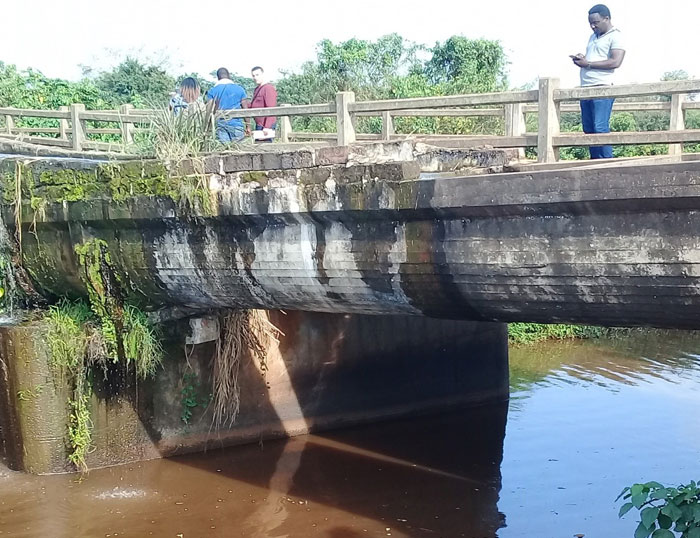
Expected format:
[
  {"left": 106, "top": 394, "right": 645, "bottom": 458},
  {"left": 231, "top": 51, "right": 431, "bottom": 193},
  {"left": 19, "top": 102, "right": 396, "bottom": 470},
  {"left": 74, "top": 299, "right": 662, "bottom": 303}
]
[{"left": 2, "top": 330, "right": 700, "bottom": 537}]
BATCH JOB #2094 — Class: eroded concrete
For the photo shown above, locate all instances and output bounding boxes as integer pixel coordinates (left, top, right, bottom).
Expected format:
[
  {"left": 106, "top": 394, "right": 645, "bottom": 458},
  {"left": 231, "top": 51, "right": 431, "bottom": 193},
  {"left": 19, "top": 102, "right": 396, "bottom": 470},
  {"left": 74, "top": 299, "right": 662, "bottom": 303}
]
[{"left": 3, "top": 143, "right": 700, "bottom": 328}]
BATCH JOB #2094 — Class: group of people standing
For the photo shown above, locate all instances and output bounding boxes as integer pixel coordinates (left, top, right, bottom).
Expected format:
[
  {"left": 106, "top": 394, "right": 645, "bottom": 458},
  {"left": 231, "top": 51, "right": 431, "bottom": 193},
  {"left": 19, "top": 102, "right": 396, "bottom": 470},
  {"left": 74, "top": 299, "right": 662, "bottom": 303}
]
[
  {"left": 169, "top": 4, "right": 624, "bottom": 158},
  {"left": 170, "top": 66, "right": 277, "bottom": 144}
]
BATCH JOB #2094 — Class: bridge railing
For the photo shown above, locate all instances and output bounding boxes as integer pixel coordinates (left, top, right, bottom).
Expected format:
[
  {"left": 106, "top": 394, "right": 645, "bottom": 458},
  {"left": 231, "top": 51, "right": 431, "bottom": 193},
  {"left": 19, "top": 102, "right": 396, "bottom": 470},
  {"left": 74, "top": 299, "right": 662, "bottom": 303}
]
[{"left": 2, "top": 77, "right": 700, "bottom": 163}]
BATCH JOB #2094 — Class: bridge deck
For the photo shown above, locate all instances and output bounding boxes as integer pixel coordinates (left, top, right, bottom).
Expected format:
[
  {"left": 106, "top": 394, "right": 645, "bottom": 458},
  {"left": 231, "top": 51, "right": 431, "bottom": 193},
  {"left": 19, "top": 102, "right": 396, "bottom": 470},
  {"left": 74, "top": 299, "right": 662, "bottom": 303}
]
[{"left": 2, "top": 144, "right": 700, "bottom": 328}]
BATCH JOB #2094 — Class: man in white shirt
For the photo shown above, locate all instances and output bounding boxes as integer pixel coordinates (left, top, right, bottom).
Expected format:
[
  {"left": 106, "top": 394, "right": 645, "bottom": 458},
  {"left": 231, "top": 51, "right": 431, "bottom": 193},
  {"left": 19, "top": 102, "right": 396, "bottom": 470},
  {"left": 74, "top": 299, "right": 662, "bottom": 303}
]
[{"left": 571, "top": 4, "right": 626, "bottom": 159}]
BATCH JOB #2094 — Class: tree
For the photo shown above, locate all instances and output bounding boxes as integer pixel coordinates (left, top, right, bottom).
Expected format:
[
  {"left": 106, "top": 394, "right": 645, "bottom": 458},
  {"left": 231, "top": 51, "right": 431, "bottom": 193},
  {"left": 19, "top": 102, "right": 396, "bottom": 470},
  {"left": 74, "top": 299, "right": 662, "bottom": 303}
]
[
  {"left": 277, "top": 33, "right": 423, "bottom": 104},
  {"left": 425, "top": 36, "right": 508, "bottom": 93},
  {"left": 93, "top": 58, "right": 175, "bottom": 107}
]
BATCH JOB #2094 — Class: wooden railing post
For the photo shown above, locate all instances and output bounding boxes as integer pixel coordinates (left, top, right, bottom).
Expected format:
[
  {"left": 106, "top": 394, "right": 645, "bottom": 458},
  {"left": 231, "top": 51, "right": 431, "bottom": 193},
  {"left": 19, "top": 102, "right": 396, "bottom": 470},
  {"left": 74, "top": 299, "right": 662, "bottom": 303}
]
[
  {"left": 381, "top": 110, "right": 394, "bottom": 141},
  {"left": 58, "top": 106, "right": 69, "bottom": 141},
  {"left": 504, "top": 102, "right": 525, "bottom": 158},
  {"left": 537, "top": 77, "right": 560, "bottom": 163},
  {"left": 4, "top": 113, "right": 14, "bottom": 135},
  {"left": 119, "top": 104, "right": 134, "bottom": 147},
  {"left": 668, "top": 93, "right": 686, "bottom": 156},
  {"left": 279, "top": 104, "right": 292, "bottom": 143},
  {"left": 70, "top": 103, "right": 86, "bottom": 151},
  {"left": 336, "top": 91, "right": 356, "bottom": 146}
]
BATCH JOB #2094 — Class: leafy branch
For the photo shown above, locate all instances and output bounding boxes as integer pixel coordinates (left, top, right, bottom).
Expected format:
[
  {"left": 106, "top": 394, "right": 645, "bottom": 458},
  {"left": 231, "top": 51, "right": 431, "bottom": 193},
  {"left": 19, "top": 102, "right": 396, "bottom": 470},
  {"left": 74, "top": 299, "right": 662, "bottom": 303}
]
[{"left": 618, "top": 481, "right": 700, "bottom": 538}]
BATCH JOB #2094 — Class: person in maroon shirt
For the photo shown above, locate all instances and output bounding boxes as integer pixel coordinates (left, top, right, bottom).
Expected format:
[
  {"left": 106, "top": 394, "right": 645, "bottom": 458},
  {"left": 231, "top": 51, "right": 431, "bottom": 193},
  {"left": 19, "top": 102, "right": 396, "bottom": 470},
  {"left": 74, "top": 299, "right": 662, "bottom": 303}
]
[{"left": 250, "top": 66, "right": 277, "bottom": 142}]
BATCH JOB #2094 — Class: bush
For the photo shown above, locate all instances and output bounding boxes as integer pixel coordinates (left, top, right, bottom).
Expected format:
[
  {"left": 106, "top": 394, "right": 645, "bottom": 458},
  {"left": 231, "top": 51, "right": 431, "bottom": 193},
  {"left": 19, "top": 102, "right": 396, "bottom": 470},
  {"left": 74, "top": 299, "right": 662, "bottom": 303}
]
[{"left": 618, "top": 481, "right": 700, "bottom": 538}]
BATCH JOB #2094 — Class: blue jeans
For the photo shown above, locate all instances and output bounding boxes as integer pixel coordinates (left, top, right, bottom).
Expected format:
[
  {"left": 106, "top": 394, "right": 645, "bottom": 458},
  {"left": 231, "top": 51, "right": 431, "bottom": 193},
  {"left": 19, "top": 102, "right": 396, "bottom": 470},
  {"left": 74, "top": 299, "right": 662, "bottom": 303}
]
[
  {"left": 580, "top": 98, "right": 615, "bottom": 159},
  {"left": 216, "top": 122, "right": 245, "bottom": 143}
]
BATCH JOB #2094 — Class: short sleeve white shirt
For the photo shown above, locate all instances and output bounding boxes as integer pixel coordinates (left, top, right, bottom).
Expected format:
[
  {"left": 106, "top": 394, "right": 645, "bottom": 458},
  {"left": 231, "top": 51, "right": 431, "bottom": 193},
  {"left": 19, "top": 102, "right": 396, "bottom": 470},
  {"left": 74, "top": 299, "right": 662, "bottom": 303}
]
[{"left": 580, "top": 27, "right": 625, "bottom": 86}]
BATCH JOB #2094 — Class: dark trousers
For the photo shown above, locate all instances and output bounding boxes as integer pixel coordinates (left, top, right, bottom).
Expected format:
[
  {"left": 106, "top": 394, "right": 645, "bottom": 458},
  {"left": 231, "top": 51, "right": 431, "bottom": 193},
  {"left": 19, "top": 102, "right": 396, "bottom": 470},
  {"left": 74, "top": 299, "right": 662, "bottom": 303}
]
[{"left": 580, "top": 98, "right": 615, "bottom": 159}]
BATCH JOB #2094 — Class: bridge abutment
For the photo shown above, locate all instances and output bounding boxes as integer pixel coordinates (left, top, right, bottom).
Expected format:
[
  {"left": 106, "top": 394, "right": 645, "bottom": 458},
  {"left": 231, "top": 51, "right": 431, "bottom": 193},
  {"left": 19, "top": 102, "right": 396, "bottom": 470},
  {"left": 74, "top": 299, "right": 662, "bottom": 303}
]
[{"left": 0, "top": 312, "right": 507, "bottom": 474}]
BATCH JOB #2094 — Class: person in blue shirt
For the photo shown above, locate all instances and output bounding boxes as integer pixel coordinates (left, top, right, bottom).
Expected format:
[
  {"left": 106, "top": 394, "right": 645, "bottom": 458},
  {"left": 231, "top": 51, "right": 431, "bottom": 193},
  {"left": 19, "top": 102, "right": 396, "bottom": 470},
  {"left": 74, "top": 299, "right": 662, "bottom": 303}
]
[{"left": 206, "top": 67, "right": 250, "bottom": 143}]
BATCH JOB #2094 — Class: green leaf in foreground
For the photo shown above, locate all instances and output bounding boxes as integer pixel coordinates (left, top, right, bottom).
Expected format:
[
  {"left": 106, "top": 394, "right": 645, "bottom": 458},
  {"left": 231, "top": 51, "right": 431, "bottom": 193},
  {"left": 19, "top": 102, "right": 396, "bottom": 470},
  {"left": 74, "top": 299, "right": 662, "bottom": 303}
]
[{"left": 641, "top": 507, "right": 660, "bottom": 529}]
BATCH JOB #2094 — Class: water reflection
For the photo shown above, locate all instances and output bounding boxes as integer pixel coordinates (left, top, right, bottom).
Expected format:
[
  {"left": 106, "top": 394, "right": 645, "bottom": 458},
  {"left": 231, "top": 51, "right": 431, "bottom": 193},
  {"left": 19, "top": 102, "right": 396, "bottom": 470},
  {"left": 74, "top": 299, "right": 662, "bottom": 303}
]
[
  {"left": 0, "top": 402, "right": 507, "bottom": 537},
  {"left": 2, "top": 330, "right": 700, "bottom": 537},
  {"left": 501, "top": 330, "right": 700, "bottom": 538}
]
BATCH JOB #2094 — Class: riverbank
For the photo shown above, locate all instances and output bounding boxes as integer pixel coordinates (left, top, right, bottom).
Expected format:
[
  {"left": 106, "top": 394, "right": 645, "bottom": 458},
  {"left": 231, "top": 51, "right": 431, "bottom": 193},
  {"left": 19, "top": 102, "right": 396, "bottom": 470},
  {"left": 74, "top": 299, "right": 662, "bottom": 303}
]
[{"left": 507, "top": 323, "right": 646, "bottom": 345}]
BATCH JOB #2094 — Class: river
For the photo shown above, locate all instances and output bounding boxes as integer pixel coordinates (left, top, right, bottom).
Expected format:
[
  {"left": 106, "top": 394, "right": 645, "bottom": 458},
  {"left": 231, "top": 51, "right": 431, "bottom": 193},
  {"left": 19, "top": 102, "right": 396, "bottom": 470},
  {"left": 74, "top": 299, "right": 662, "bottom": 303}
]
[{"left": 1, "top": 330, "right": 700, "bottom": 537}]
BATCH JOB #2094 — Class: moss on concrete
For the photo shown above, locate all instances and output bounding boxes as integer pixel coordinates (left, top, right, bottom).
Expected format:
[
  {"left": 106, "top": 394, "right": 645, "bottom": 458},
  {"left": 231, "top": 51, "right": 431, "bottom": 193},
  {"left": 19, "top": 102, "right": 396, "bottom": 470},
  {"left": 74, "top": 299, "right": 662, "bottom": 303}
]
[
  {"left": 239, "top": 171, "right": 268, "bottom": 186},
  {"left": 99, "top": 161, "right": 171, "bottom": 202},
  {"left": 37, "top": 168, "right": 105, "bottom": 203},
  {"left": 0, "top": 159, "right": 211, "bottom": 215}
]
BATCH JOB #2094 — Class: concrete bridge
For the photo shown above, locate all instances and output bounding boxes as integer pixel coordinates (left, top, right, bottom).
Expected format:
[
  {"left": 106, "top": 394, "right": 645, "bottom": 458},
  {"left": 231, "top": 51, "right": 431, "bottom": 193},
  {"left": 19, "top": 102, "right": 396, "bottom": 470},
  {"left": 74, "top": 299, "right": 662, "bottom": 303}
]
[
  {"left": 2, "top": 77, "right": 700, "bottom": 474},
  {"left": 7, "top": 141, "right": 700, "bottom": 330}
]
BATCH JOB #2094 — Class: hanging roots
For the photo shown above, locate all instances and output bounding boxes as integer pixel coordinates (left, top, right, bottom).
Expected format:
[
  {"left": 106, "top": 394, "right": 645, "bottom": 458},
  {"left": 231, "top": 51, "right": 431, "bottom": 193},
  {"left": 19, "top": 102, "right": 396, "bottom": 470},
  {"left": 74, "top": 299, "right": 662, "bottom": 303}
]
[{"left": 211, "top": 309, "right": 282, "bottom": 428}]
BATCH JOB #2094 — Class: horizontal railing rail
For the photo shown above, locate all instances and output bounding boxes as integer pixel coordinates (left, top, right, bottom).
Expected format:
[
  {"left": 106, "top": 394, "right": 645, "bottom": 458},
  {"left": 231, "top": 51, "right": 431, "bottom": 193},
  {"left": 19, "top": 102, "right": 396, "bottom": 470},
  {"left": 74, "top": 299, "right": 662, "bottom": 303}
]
[{"left": 1, "top": 78, "right": 699, "bottom": 161}]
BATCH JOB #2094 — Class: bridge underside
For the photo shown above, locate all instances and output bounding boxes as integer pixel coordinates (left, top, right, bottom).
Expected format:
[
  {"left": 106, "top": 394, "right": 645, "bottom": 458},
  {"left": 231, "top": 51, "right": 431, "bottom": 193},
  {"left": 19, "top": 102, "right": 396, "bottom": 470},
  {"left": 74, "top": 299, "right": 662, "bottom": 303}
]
[{"left": 9, "top": 148, "right": 700, "bottom": 329}]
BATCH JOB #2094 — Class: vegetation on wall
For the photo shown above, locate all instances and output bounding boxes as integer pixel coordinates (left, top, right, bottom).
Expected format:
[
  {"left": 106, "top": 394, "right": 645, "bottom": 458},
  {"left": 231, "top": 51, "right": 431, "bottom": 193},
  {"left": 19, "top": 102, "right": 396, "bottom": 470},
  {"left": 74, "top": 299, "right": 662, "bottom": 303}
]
[{"left": 41, "top": 238, "right": 163, "bottom": 471}]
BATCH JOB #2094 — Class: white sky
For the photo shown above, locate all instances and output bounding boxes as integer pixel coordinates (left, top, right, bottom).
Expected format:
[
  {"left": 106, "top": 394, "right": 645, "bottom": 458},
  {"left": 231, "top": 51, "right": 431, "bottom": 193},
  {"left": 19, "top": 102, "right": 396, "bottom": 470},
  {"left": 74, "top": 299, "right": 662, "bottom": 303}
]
[{"left": 2, "top": 0, "right": 699, "bottom": 90}]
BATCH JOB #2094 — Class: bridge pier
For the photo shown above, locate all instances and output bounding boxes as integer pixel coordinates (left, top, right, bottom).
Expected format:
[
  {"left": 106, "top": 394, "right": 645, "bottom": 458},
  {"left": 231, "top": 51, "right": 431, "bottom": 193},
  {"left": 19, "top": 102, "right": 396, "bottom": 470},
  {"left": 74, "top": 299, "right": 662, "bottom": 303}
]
[{"left": 0, "top": 312, "right": 507, "bottom": 474}]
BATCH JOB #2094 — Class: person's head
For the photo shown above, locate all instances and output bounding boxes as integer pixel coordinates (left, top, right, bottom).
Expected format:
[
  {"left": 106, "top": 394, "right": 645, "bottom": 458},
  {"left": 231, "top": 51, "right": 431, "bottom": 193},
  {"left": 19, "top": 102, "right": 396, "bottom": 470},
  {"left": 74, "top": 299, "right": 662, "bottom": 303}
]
[
  {"left": 216, "top": 67, "right": 231, "bottom": 80},
  {"left": 179, "top": 77, "right": 200, "bottom": 103},
  {"left": 251, "top": 66, "right": 265, "bottom": 86},
  {"left": 588, "top": 4, "right": 612, "bottom": 36}
]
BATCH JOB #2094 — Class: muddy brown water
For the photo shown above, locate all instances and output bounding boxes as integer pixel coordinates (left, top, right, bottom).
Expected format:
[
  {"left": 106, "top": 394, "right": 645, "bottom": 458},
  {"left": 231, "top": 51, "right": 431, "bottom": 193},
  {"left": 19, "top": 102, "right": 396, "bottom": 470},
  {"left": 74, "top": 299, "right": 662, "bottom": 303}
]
[{"left": 1, "top": 331, "right": 700, "bottom": 537}]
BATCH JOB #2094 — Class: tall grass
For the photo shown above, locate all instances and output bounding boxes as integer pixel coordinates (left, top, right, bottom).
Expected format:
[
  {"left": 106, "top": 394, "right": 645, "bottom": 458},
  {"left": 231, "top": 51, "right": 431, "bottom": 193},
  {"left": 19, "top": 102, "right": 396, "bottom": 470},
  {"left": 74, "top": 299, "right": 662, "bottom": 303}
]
[{"left": 133, "top": 101, "right": 223, "bottom": 161}]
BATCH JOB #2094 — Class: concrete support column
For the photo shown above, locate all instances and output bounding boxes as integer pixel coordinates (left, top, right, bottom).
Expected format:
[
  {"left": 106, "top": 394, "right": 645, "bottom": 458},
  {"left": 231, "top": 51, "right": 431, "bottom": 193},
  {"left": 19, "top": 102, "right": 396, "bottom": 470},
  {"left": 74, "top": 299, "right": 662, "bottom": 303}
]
[
  {"left": 336, "top": 91, "right": 356, "bottom": 146},
  {"left": 279, "top": 104, "right": 292, "bottom": 143},
  {"left": 669, "top": 93, "right": 686, "bottom": 156},
  {"left": 70, "top": 103, "right": 86, "bottom": 151},
  {"left": 119, "top": 104, "right": 135, "bottom": 147},
  {"left": 537, "top": 77, "right": 560, "bottom": 163},
  {"left": 505, "top": 102, "right": 526, "bottom": 159},
  {"left": 58, "top": 106, "right": 69, "bottom": 141},
  {"left": 4, "top": 114, "right": 14, "bottom": 135},
  {"left": 381, "top": 110, "right": 394, "bottom": 141}
]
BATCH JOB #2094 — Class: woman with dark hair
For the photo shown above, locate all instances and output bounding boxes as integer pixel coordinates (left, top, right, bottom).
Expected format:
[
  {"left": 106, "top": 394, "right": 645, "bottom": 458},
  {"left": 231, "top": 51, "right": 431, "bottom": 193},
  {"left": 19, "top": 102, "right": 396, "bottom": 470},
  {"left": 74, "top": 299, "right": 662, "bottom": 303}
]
[{"left": 170, "top": 77, "right": 202, "bottom": 115}]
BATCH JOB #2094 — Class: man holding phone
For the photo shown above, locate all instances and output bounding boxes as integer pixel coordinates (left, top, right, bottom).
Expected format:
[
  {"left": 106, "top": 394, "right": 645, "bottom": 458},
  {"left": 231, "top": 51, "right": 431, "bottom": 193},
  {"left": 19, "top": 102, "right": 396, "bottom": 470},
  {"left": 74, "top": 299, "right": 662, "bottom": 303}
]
[{"left": 571, "top": 4, "right": 626, "bottom": 159}]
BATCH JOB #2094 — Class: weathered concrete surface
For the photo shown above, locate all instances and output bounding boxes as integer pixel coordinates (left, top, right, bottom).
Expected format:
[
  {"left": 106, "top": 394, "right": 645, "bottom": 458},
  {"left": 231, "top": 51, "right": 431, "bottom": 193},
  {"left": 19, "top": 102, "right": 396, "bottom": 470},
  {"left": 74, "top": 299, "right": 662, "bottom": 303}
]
[
  {"left": 0, "top": 313, "right": 507, "bottom": 474},
  {"left": 4, "top": 145, "right": 700, "bottom": 328}
]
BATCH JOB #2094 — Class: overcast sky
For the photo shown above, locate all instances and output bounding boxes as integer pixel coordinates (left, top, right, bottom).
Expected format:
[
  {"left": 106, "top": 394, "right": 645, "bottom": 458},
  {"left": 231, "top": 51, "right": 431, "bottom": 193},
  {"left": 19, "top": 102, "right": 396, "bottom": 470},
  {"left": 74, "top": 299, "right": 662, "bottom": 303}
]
[{"left": 2, "top": 0, "right": 698, "bottom": 89}]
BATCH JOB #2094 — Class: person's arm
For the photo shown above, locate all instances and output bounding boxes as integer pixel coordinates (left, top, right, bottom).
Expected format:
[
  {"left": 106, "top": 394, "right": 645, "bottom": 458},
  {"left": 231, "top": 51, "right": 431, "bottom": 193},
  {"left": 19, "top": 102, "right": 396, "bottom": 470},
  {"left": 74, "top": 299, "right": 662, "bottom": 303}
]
[
  {"left": 238, "top": 91, "right": 251, "bottom": 134},
  {"left": 262, "top": 86, "right": 277, "bottom": 130},
  {"left": 573, "top": 49, "right": 625, "bottom": 70}
]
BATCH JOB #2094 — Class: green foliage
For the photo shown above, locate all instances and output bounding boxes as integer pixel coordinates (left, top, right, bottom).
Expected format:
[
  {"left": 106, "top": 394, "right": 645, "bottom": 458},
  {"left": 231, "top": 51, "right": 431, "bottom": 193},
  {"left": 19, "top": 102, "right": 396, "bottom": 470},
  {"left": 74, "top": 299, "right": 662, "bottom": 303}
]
[
  {"left": 45, "top": 300, "right": 95, "bottom": 470},
  {"left": 426, "top": 36, "right": 508, "bottom": 93},
  {"left": 74, "top": 239, "right": 121, "bottom": 360},
  {"left": 67, "top": 389, "right": 92, "bottom": 472},
  {"left": 180, "top": 371, "right": 210, "bottom": 425},
  {"left": 92, "top": 57, "right": 175, "bottom": 107},
  {"left": 46, "top": 300, "right": 93, "bottom": 376},
  {"left": 17, "top": 385, "right": 43, "bottom": 401},
  {"left": 508, "top": 323, "right": 608, "bottom": 345},
  {"left": 618, "top": 481, "right": 700, "bottom": 538},
  {"left": 136, "top": 103, "right": 221, "bottom": 161},
  {"left": 45, "top": 295, "right": 161, "bottom": 471},
  {"left": 278, "top": 33, "right": 422, "bottom": 105},
  {"left": 122, "top": 305, "right": 162, "bottom": 380},
  {"left": 74, "top": 239, "right": 163, "bottom": 377},
  {"left": 0, "top": 62, "right": 106, "bottom": 110},
  {"left": 277, "top": 33, "right": 506, "bottom": 137}
]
